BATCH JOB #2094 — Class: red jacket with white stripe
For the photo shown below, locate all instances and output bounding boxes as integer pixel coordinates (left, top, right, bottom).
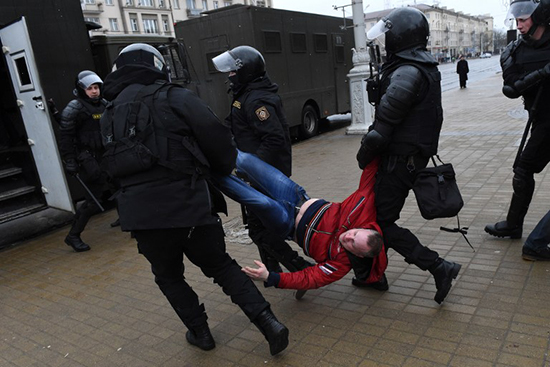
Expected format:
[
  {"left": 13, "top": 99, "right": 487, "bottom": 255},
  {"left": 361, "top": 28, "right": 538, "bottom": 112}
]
[{"left": 277, "top": 159, "right": 388, "bottom": 290}]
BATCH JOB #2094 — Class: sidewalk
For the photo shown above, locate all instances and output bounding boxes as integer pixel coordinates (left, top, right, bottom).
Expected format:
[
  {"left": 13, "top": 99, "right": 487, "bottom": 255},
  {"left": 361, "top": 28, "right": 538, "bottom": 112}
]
[{"left": 1, "top": 73, "right": 550, "bottom": 367}]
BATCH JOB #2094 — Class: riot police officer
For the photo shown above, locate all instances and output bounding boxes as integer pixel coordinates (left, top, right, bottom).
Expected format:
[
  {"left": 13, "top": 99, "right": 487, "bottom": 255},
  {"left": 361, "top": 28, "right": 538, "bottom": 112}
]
[
  {"left": 59, "top": 70, "right": 107, "bottom": 252},
  {"left": 356, "top": 7, "right": 461, "bottom": 304},
  {"left": 212, "top": 46, "right": 312, "bottom": 273},
  {"left": 101, "top": 43, "right": 289, "bottom": 355},
  {"left": 485, "top": 0, "right": 550, "bottom": 253}
]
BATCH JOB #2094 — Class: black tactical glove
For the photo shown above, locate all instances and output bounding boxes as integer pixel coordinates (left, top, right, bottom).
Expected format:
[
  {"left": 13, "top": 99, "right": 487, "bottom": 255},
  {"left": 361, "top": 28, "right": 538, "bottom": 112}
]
[
  {"left": 64, "top": 159, "right": 79, "bottom": 175},
  {"left": 356, "top": 135, "right": 377, "bottom": 170}
]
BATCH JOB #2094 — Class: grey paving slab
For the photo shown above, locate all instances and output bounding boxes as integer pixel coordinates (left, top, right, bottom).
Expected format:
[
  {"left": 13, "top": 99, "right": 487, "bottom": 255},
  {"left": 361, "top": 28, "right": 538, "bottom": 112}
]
[{"left": 1, "top": 72, "right": 550, "bottom": 366}]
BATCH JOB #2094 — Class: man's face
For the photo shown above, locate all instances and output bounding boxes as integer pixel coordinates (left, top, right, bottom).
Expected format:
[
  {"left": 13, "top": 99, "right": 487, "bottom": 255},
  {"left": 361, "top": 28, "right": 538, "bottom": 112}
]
[
  {"left": 516, "top": 16, "right": 533, "bottom": 34},
  {"left": 85, "top": 84, "right": 101, "bottom": 99},
  {"left": 339, "top": 228, "right": 374, "bottom": 258}
]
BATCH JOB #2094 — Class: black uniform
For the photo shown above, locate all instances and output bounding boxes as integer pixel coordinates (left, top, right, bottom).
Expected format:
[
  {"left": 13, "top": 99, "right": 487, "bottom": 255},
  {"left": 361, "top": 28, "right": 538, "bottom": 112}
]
[
  {"left": 59, "top": 97, "right": 106, "bottom": 240},
  {"left": 228, "top": 76, "right": 302, "bottom": 271},
  {"left": 369, "top": 52, "right": 444, "bottom": 271},
  {"left": 499, "top": 29, "right": 550, "bottom": 230},
  {"left": 102, "top": 65, "right": 272, "bottom": 334}
]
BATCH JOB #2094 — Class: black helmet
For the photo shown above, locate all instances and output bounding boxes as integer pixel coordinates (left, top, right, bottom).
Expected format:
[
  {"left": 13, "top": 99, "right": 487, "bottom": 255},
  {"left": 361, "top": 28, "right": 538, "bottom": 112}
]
[
  {"left": 367, "top": 7, "right": 429, "bottom": 55},
  {"left": 74, "top": 70, "right": 102, "bottom": 100},
  {"left": 112, "top": 43, "right": 169, "bottom": 79},
  {"left": 212, "top": 45, "right": 265, "bottom": 84},
  {"left": 505, "top": 0, "right": 550, "bottom": 26}
]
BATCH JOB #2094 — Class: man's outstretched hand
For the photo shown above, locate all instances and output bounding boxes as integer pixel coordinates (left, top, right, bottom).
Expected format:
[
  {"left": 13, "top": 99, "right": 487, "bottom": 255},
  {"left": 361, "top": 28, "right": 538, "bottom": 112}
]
[{"left": 242, "top": 260, "right": 269, "bottom": 281}]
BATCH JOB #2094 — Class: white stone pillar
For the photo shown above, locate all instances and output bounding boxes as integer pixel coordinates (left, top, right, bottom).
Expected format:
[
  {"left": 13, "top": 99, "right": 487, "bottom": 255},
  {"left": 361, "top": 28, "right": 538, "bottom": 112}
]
[{"left": 346, "top": 0, "right": 374, "bottom": 135}]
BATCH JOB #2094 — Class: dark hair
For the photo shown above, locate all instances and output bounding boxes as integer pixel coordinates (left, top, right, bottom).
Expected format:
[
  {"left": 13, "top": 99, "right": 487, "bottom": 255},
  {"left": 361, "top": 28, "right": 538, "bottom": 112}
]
[{"left": 364, "top": 230, "right": 383, "bottom": 258}]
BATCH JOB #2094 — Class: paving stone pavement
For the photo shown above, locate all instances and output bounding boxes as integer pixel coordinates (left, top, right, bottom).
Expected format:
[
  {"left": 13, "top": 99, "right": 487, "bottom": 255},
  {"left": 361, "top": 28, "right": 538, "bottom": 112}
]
[{"left": 1, "top": 72, "right": 550, "bottom": 367}]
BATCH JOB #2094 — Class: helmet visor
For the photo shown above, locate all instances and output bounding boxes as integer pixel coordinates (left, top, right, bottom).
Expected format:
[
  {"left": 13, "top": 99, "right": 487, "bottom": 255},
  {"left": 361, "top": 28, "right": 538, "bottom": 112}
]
[
  {"left": 505, "top": 0, "right": 538, "bottom": 26},
  {"left": 212, "top": 51, "right": 241, "bottom": 72},
  {"left": 367, "top": 18, "right": 392, "bottom": 41}
]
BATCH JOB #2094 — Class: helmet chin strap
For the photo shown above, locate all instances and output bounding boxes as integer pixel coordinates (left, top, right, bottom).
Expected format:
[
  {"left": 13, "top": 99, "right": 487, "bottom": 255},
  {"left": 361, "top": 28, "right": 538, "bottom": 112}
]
[{"left": 523, "top": 23, "right": 539, "bottom": 40}]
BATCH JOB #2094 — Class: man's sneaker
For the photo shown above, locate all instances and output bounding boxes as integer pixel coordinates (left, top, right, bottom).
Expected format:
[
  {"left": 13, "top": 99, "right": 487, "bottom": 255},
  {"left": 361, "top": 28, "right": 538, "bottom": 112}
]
[
  {"left": 484, "top": 221, "right": 522, "bottom": 239},
  {"left": 522, "top": 246, "right": 550, "bottom": 261},
  {"left": 351, "top": 273, "right": 389, "bottom": 291}
]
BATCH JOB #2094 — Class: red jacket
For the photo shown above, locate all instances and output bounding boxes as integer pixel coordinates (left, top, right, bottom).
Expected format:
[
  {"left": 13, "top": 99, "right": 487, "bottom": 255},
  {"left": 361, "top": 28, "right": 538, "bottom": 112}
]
[{"left": 277, "top": 159, "right": 388, "bottom": 289}]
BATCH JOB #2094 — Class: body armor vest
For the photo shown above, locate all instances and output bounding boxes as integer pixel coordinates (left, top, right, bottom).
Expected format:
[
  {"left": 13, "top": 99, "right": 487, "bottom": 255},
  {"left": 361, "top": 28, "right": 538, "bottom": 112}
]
[{"left": 378, "top": 62, "right": 443, "bottom": 157}]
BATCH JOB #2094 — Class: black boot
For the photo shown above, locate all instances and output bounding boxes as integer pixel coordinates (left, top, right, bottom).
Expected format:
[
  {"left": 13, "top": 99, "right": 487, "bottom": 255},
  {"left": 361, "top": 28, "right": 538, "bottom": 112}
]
[
  {"left": 484, "top": 220, "right": 522, "bottom": 239},
  {"left": 429, "top": 260, "right": 461, "bottom": 304},
  {"left": 64, "top": 234, "right": 90, "bottom": 252},
  {"left": 253, "top": 309, "right": 289, "bottom": 356},
  {"left": 352, "top": 273, "right": 389, "bottom": 291},
  {"left": 186, "top": 323, "right": 215, "bottom": 351}
]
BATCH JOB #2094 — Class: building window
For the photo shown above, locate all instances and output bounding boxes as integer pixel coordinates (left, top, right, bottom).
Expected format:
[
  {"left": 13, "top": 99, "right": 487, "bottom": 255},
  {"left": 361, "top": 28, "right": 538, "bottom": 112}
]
[
  {"left": 109, "top": 18, "right": 119, "bottom": 31},
  {"left": 140, "top": 0, "right": 153, "bottom": 6},
  {"left": 105, "top": 0, "right": 113, "bottom": 4},
  {"left": 162, "top": 16, "right": 170, "bottom": 32},
  {"left": 186, "top": 0, "right": 196, "bottom": 9},
  {"left": 159, "top": 0, "right": 165, "bottom": 7},
  {"left": 202, "top": 0, "right": 208, "bottom": 10},
  {"left": 173, "top": 0, "right": 180, "bottom": 8},
  {"left": 256, "top": 0, "right": 266, "bottom": 6},
  {"left": 130, "top": 17, "right": 139, "bottom": 31},
  {"left": 224, "top": 0, "right": 232, "bottom": 6},
  {"left": 143, "top": 18, "right": 159, "bottom": 33},
  {"left": 126, "top": 0, "right": 133, "bottom": 5},
  {"left": 213, "top": 1, "right": 218, "bottom": 9},
  {"left": 84, "top": 17, "right": 100, "bottom": 24},
  {"left": 84, "top": 0, "right": 95, "bottom": 4}
]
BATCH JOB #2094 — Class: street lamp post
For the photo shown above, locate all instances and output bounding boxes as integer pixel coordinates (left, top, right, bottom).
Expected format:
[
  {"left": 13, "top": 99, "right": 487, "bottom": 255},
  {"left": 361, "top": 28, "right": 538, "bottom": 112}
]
[{"left": 344, "top": 0, "right": 373, "bottom": 135}]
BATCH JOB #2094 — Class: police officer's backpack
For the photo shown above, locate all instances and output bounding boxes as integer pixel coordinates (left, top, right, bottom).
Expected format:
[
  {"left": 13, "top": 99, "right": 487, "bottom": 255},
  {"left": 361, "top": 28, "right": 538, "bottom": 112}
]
[{"left": 100, "top": 83, "right": 209, "bottom": 183}]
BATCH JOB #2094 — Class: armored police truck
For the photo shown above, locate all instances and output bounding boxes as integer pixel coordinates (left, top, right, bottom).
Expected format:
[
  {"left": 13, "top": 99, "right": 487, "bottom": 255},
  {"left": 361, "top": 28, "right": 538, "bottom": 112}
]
[{"left": 175, "top": 5, "right": 353, "bottom": 139}]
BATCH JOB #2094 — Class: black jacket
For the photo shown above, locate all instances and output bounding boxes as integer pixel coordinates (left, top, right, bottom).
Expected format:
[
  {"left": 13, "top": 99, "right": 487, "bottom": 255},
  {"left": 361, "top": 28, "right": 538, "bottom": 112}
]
[
  {"left": 226, "top": 75, "right": 292, "bottom": 176},
  {"left": 502, "top": 28, "right": 550, "bottom": 121},
  {"left": 59, "top": 97, "right": 105, "bottom": 161},
  {"left": 103, "top": 65, "right": 236, "bottom": 231},
  {"left": 456, "top": 59, "right": 469, "bottom": 78},
  {"left": 373, "top": 55, "right": 443, "bottom": 157}
]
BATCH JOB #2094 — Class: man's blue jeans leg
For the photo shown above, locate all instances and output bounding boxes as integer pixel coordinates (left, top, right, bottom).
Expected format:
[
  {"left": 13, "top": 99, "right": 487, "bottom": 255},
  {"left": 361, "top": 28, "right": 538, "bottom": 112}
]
[
  {"left": 211, "top": 151, "right": 308, "bottom": 239},
  {"left": 524, "top": 209, "right": 550, "bottom": 250}
]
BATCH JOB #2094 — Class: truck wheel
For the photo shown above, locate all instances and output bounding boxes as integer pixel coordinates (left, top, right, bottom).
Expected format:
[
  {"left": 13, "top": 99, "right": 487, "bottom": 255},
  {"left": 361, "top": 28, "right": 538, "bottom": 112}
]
[{"left": 300, "top": 105, "right": 319, "bottom": 139}]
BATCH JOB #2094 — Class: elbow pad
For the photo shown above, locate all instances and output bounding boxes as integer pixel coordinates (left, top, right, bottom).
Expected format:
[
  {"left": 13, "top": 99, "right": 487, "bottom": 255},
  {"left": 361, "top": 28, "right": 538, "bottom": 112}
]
[{"left": 377, "top": 65, "right": 423, "bottom": 125}]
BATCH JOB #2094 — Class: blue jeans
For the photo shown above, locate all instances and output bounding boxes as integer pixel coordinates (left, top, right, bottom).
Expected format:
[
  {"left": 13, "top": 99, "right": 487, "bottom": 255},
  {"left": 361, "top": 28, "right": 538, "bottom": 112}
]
[
  {"left": 211, "top": 151, "right": 308, "bottom": 239},
  {"left": 524, "top": 210, "right": 550, "bottom": 249}
]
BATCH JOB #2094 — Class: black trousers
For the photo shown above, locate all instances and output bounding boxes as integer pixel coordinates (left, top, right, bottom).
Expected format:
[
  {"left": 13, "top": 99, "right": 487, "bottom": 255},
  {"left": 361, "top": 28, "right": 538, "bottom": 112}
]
[
  {"left": 374, "top": 156, "right": 440, "bottom": 271},
  {"left": 68, "top": 177, "right": 104, "bottom": 236},
  {"left": 134, "top": 219, "right": 270, "bottom": 329}
]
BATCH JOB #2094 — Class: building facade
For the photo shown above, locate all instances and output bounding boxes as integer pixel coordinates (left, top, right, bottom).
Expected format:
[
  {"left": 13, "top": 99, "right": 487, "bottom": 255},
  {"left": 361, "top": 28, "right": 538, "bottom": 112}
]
[
  {"left": 80, "top": 0, "right": 272, "bottom": 36},
  {"left": 365, "top": 4, "right": 494, "bottom": 61}
]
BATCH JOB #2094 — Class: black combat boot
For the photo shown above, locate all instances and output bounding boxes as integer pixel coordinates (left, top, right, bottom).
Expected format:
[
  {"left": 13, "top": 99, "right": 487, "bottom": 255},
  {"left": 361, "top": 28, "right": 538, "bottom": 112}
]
[
  {"left": 64, "top": 234, "right": 91, "bottom": 252},
  {"left": 352, "top": 273, "right": 389, "bottom": 291},
  {"left": 429, "top": 259, "right": 461, "bottom": 304},
  {"left": 484, "top": 221, "right": 522, "bottom": 239},
  {"left": 253, "top": 309, "right": 289, "bottom": 356},
  {"left": 186, "top": 323, "right": 215, "bottom": 351}
]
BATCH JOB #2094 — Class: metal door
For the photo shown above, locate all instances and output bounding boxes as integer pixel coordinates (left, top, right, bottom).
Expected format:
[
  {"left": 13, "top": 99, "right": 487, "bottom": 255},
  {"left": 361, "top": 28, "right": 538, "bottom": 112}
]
[{"left": 0, "top": 17, "right": 73, "bottom": 212}]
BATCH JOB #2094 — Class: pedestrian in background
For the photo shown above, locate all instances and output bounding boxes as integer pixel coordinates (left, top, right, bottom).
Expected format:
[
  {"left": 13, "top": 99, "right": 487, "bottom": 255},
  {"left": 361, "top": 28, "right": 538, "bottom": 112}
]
[{"left": 456, "top": 55, "right": 469, "bottom": 88}]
